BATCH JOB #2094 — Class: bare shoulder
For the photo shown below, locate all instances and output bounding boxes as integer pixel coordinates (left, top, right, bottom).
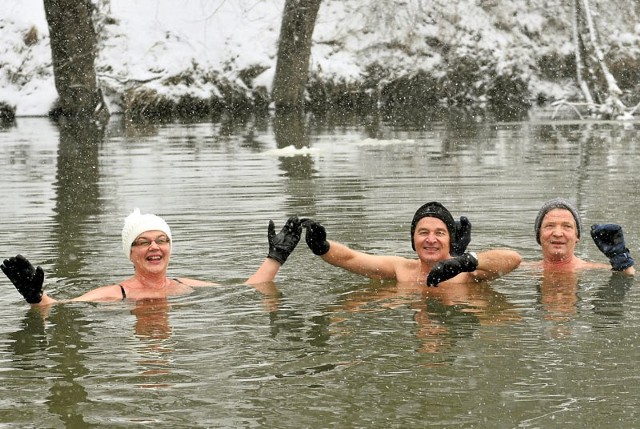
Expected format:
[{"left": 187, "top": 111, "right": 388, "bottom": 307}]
[
  {"left": 576, "top": 260, "right": 611, "bottom": 270},
  {"left": 520, "top": 260, "right": 542, "bottom": 269},
  {"left": 71, "top": 284, "right": 124, "bottom": 302},
  {"left": 393, "top": 257, "right": 422, "bottom": 282},
  {"left": 382, "top": 255, "right": 417, "bottom": 272},
  {"left": 397, "top": 256, "right": 419, "bottom": 268},
  {"left": 527, "top": 257, "right": 611, "bottom": 272},
  {"left": 175, "top": 277, "right": 218, "bottom": 287}
]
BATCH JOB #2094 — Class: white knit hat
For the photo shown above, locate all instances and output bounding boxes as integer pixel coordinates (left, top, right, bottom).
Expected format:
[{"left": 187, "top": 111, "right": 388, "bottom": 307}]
[{"left": 121, "top": 208, "right": 172, "bottom": 259}]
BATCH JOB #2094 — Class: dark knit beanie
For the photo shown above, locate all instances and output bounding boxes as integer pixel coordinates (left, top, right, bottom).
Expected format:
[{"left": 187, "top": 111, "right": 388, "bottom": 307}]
[
  {"left": 410, "top": 202, "right": 457, "bottom": 250},
  {"left": 534, "top": 198, "right": 582, "bottom": 245}
]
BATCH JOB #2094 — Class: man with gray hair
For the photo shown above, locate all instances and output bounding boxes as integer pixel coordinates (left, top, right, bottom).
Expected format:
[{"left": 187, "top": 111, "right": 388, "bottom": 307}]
[{"left": 532, "top": 197, "right": 635, "bottom": 274}]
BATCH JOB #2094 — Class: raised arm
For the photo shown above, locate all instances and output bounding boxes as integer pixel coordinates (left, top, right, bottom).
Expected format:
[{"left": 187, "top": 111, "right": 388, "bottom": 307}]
[
  {"left": 321, "top": 241, "right": 401, "bottom": 280},
  {"left": 245, "top": 216, "right": 303, "bottom": 285},
  {"left": 591, "top": 224, "right": 635, "bottom": 275},
  {"left": 303, "top": 219, "right": 399, "bottom": 280}
]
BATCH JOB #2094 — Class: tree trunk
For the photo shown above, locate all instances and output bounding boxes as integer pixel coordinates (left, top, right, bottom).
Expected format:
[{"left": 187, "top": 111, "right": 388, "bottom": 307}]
[
  {"left": 272, "top": 0, "right": 322, "bottom": 112},
  {"left": 572, "top": 0, "right": 595, "bottom": 111},
  {"left": 572, "top": 0, "right": 628, "bottom": 118},
  {"left": 43, "top": 0, "right": 109, "bottom": 123}
]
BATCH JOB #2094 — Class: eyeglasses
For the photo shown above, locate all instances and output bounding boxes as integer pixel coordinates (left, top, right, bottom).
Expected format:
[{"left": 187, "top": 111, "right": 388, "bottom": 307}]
[{"left": 131, "top": 236, "right": 171, "bottom": 247}]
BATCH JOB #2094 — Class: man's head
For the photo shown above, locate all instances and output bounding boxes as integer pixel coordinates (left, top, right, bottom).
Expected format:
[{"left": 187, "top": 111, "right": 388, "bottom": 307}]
[
  {"left": 122, "top": 208, "right": 172, "bottom": 259},
  {"left": 535, "top": 198, "right": 582, "bottom": 262},
  {"left": 534, "top": 198, "right": 582, "bottom": 245},
  {"left": 410, "top": 202, "right": 456, "bottom": 251}
]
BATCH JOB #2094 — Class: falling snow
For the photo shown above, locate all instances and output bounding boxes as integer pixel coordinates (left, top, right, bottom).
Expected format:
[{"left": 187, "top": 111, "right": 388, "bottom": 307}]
[{"left": 1, "top": 0, "right": 639, "bottom": 117}]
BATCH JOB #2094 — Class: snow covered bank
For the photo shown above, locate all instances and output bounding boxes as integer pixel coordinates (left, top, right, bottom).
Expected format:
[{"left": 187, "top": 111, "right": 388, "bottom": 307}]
[{"left": 1, "top": 0, "right": 639, "bottom": 118}]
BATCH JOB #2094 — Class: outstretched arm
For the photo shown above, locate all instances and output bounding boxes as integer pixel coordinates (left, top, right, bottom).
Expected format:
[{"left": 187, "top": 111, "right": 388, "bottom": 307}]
[
  {"left": 245, "top": 216, "right": 303, "bottom": 285},
  {"left": 471, "top": 249, "right": 522, "bottom": 282},
  {"left": 321, "top": 241, "right": 400, "bottom": 279},
  {"left": 303, "top": 219, "right": 399, "bottom": 279}
]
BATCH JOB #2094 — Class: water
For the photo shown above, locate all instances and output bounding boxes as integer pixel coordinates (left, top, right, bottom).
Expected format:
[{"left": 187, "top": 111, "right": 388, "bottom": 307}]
[{"left": 0, "top": 113, "right": 639, "bottom": 428}]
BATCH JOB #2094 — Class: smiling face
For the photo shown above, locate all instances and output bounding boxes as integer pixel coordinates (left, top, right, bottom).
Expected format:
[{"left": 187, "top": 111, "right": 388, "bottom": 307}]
[
  {"left": 413, "top": 217, "right": 451, "bottom": 263},
  {"left": 129, "top": 230, "right": 172, "bottom": 274},
  {"left": 539, "top": 208, "right": 579, "bottom": 262}
]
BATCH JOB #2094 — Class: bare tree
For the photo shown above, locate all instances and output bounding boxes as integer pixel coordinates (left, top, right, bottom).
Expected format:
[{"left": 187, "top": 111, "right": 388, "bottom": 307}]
[
  {"left": 44, "top": 0, "right": 108, "bottom": 123},
  {"left": 567, "top": 0, "right": 633, "bottom": 118},
  {"left": 272, "top": 0, "right": 322, "bottom": 111}
]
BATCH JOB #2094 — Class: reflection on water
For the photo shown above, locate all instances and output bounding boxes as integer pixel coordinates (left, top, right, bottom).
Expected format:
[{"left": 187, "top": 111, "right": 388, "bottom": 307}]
[
  {"left": 52, "top": 122, "right": 104, "bottom": 278},
  {"left": 132, "top": 299, "right": 173, "bottom": 341},
  {"left": 538, "top": 270, "right": 580, "bottom": 321},
  {"left": 592, "top": 274, "right": 634, "bottom": 320},
  {"left": 329, "top": 281, "right": 520, "bottom": 356},
  {"left": 8, "top": 305, "right": 92, "bottom": 427},
  {"left": 530, "top": 268, "right": 634, "bottom": 339},
  {"left": 131, "top": 299, "right": 174, "bottom": 388},
  {"left": 0, "top": 114, "right": 639, "bottom": 427}
]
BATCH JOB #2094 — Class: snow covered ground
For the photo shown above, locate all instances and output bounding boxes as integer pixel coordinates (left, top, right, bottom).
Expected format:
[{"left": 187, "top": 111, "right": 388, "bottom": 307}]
[
  {"left": 2, "top": 0, "right": 285, "bottom": 116},
  {"left": 1, "top": 0, "right": 639, "bottom": 117}
]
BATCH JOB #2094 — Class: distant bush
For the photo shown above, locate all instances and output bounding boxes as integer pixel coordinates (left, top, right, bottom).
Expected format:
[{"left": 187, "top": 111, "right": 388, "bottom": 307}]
[
  {"left": 303, "top": 56, "right": 531, "bottom": 120},
  {"left": 306, "top": 75, "right": 376, "bottom": 113},
  {"left": 121, "top": 67, "right": 267, "bottom": 121},
  {"left": 0, "top": 101, "right": 16, "bottom": 125},
  {"left": 537, "top": 52, "right": 576, "bottom": 80}
]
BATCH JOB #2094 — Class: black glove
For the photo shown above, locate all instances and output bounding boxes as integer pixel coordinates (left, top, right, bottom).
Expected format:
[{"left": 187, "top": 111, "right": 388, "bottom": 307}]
[
  {"left": 1, "top": 254, "right": 45, "bottom": 303},
  {"left": 302, "top": 219, "right": 330, "bottom": 256},
  {"left": 591, "top": 224, "right": 635, "bottom": 271},
  {"left": 267, "top": 216, "right": 303, "bottom": 265},
  {"left": 450, "top": 216, "right": 471, "bottom": 256},
  {"left": 427, "top": 252, "right": 478, "bottom": 287}
]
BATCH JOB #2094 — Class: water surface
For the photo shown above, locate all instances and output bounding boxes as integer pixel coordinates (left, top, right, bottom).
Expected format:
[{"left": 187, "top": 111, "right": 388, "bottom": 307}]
[{"left": 0, "top": 113, "right": 639, "bottom": 428}]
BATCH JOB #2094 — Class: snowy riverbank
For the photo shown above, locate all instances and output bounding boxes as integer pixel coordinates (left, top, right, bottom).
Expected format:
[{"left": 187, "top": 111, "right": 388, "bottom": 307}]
[{"left": 2, "top": 0, "right": 639, "bottom": 118}]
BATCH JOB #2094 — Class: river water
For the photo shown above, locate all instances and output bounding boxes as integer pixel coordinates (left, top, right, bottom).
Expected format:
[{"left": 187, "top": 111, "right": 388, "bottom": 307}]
[{"left": 0, "top": 112, "right": 639, "bottom": 428}]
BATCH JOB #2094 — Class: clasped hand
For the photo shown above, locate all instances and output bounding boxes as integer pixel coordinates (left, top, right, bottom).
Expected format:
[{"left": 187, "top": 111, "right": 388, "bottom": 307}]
[
  {"left": 427, "top": 253, "right": 479, "bottom": 287},
  {"left": 267, "top": 216, "right": 304, "bottom": 264},
  {"left": 301, "top": 219, "right": 330, "bottom": 255}
]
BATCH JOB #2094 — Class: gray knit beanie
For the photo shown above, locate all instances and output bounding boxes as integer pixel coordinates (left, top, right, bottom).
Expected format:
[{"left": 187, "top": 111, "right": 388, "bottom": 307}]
[{"left": 534, "top": 198, "right": 582, "bottom": 244}]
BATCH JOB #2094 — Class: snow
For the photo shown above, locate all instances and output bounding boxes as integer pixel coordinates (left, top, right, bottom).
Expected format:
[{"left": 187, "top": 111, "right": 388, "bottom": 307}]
[
  {"left": 1, "top": 0, "right": 286, "bottom": 116},
  {"left": 1, "top": 0, "right": 639, "bottom": 117},
  {"left": 264, "top": 145, "right": 320, "bottom": 157},
  {"left": 355, "top": 138, "right": 416, "bottom": 147}
]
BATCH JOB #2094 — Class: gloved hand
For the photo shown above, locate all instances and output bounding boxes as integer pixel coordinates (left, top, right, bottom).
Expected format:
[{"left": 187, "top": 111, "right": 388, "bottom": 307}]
[
  {"left": 591, "top": 224, "right": 635, "bottom": 271},
  {"left": 450, "top": 216, "right": 471, "bottom": 256},
  {"left": 267, "top": 216, "right": 303, "bottom": 265},
  {"left": 427, "top": 252, "right": 478, "bottom": 287},
  {"left": 1, "top": 254, "right": 45, "bottom": 303},
  {"left": 302, "top": 219, "right": 330, "bottom": 256}
]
